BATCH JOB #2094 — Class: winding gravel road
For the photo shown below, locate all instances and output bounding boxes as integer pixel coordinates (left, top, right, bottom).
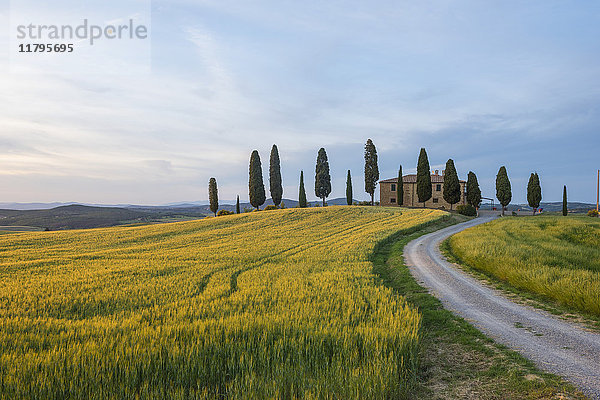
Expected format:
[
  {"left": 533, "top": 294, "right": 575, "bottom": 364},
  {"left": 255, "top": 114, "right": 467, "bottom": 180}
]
[{"left": 404, "top": 216, "right": 600, "bottom": 399}]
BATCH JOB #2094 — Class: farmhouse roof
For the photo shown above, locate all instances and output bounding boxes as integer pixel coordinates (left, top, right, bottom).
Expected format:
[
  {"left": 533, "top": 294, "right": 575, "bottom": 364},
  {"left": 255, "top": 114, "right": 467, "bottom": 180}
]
[{"left": 379, "top": 174, "right": 465, "bottom": 184}]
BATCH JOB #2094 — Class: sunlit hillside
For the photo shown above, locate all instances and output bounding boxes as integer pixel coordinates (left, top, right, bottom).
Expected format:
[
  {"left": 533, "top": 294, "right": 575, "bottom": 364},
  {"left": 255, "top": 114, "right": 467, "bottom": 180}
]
[{"left": 0, "top": 206, "right": 444, "bottom": 399}]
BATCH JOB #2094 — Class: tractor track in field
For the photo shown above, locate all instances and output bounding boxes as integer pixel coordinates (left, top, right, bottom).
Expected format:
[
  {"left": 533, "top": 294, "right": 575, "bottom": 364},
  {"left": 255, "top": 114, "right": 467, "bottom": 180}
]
[
  {"left": 225, "top": 212, "right": 414, "bottom": 295},
  {"left": 404, "top": 216, "right": 600, "bottom": 399}
]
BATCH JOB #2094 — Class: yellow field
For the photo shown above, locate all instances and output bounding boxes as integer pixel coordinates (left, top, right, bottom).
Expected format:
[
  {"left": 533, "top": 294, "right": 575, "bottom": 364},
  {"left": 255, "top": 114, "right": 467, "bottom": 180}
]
[
  {"left": 449, "top": 216, "right": 600, "bottom": 317},
  {"left": 0, "top": 206, "right": 444, "bottom": 399}
]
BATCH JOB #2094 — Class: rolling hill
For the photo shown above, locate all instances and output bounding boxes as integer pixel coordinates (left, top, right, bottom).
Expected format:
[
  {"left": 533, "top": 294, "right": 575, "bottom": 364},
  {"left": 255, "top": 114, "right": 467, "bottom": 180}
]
[
  {"left": 0, "top": 198, "right": 359, "bottom": 230},
  {"left": 0, "top": 206, "right": 443, "bottom": 398}
]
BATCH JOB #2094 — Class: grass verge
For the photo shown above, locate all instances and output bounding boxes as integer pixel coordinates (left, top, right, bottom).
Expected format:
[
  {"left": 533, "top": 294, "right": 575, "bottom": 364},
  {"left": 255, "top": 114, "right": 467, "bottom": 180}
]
[{"left": 371, "top": 215, "right": 588, "bottom": 399}]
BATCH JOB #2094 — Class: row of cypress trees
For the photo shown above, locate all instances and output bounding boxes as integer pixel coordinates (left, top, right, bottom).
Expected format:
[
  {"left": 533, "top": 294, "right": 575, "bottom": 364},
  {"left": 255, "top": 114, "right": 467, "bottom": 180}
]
[
  {"left": 208, "top": 145, "right": 283, "bottom": 215},
  {"left": 210, "top": 143, "right": 474, "bottom": 214},
  {"left": 208, "top": 142, "right": 548, "bottom": 217},
  {"left": 248, "top": 140, "right": 380, "bottom": 210},
  {"left": 208, "top": 140, "right": 380, "bottom": 213},
  {"left": 408, "top": 148, "right": 543, "bottom": 217},
  {"left": 497, "top": 166, "right": 544, "bottom": 216}
]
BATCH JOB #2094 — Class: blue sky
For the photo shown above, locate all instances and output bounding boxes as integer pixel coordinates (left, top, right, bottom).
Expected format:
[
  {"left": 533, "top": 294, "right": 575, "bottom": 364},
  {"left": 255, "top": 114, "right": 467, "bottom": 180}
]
[{"left": 1, "top": 0, "right": 599, "bottom": 205}]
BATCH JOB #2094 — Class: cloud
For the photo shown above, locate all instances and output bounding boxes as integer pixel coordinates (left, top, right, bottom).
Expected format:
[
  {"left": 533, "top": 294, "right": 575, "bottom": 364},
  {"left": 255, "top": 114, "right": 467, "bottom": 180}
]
[{"left": 1, "top": 1, "right": 599, "bottom": 204}]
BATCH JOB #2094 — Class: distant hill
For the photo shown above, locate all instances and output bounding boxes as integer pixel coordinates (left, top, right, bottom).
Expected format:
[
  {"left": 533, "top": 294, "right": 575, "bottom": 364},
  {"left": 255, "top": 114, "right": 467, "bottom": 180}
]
[
  {"left": 0, "top": 205, "right": 213, "bottom": 230},
  {"left": 0, "top": 198, "right": 359, "bottom": 230},
  {"left": 0, "top": 205, "right": 153, "bottom": 230},
  {"left": 479, "top": 202, "right": 596, "bottom": 213},
  {"left": 0, "top": 202, "right": 78, "bottom": 210}
]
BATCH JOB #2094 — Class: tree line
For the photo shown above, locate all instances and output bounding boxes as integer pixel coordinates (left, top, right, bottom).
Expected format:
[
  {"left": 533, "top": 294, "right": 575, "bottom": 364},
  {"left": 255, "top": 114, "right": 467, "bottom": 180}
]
[
  {"left": 207, "top": 140, "right": 380, "bottom": 215},
  {"left": 207, "top": 140, "right": 550, "bottom": 217}
]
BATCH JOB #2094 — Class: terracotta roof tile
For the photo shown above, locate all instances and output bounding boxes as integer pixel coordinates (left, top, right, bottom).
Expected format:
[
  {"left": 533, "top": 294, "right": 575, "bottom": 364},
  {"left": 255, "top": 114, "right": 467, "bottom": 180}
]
[{"left": 379, "top": 174, "right": 465, "bottom": 184}]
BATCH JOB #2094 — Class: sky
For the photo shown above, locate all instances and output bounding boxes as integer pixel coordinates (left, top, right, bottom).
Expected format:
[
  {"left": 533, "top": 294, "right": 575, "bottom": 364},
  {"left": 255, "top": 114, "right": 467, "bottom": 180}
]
[{"left": 1, "top": 0, "right": 599, "bottom": 205}]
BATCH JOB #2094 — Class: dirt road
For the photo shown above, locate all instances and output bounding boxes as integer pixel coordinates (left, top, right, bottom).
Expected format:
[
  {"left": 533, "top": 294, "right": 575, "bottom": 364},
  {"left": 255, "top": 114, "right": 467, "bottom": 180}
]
[{"left": 404, "top": 216, "right": 600, "bottom": 399}]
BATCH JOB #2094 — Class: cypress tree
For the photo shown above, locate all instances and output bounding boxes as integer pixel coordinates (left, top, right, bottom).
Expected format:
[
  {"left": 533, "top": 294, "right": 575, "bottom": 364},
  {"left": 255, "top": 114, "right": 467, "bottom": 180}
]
[
  {"left": 236, "top": 195, "right": 240, "bottom": 214},
  {"left": 563, "top": 185, "right": 568, "bottom": 216},
  {"left": 466, "top": 171, "right": 482, "bottom": 209},
  {"left": 416, "top": 148, "right": 432, "bottom": 207},
  {"left": 299, "top": 171, "right": 307, "bottom": 208},
  {"left": 495, "top": 166, "right": 512, "bottom": 216},
  {"left": 346, "top": 170, "right": 353, "bottom": 206},
  {"left": 269, "top": 144, "right": 283, "bottom": 207},
  {"left": 442, "top": 159, "right": 461, "bottom": 210},
  {"left": 364, "top": 139, "right": 379, "bottom": 205},
  {"left": 397, "top": 166, "right": 404, "bottom": 206},
  {"left": 527, "top": 172, "right": 542, "bottom": 215},
  {"left": 208, "top": 177, "right": 218, "bottom": 217},
  {"left": 249, "top": 150, "right": 266, "bottom": 210},
  {"left": 315, "top": 148, "right": 331, "bottom": 206}
]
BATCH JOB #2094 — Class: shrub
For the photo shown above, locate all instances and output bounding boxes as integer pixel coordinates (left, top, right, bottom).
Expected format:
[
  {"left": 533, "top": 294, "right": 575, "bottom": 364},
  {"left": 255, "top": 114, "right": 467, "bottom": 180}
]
[
  {"left": 217, "top": 210, "right": 234, "bottom": 216},
  {"left": 264, "top": 205, "right": 278, "bottom": 211},
  {"left": 280, "top": 201, "right": 286, "bottom": 209},
  {"left": 456, "top": 204, "right": 477, "bottom": 217},
  {"left": 588, "top": 209, "right": 599, "bottom": 217},
  {"left": 243, "top": 207, "right": 253, "bottom": 213}
]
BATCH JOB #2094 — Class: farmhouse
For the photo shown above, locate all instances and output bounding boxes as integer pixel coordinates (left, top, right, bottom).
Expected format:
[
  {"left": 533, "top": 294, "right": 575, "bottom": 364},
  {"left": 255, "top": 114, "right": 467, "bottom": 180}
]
[{"left": 379, "top": 170, "right": 467, "bottom": 209}]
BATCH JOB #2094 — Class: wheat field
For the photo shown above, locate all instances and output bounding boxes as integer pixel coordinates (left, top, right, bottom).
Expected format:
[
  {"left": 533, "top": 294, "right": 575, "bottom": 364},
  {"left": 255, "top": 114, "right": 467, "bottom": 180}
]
[
  {"left": 0, "top": 206, "right": 444, "bottom": 399},
  {"left": 449, "top": 215, "right": 600, "bottom": 317}
]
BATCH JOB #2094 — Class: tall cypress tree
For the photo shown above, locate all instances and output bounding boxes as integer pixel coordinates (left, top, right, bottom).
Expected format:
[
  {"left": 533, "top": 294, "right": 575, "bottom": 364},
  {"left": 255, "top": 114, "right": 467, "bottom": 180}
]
[
  {"left": 315, "top": 148, "right": 331, "bottom": 206},
  {"left": 442, "top": 159, "right": 461, "bottom": 210},
  {"left": 299, "top": 171, "right": 307, "bottom": 208},
  {"left": 249, "top": 150, "right": 266, "bottom": 210},
  {"left": 269, "top": 144, "right": 283, "bottom": 207},
  {"left": 364, "top": 139, "right": 379, "bottom": 205},
  {"left": 208, "top": 177, "right": 218, "bottom": 217},
  {"left": 346, "top": 170, "right": 353, "bottom": 206},
  {"left": 397, "top": 166, "right": 404, "bottom": 206},
  {"left": 495, "top": 166, "right": 512, "bottom": 216},
  {"left": 527, "top": 172, "right": 542, "bottom": 215},
  {"left": 236, "top": 195, "right": 240, "bottom": 214},
  {"left": 416, "top": 148, "right": 432, "bottom": 207},
  {"left": 562, "top": 185, "right": 568, "bottom": 216},
  {"left": 466, "top": 171, "right": 482, "bottom": 209}
]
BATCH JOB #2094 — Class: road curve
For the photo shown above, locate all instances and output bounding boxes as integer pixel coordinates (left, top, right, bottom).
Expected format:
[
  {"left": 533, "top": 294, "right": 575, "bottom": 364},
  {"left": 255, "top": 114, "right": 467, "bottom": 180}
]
[{"left": 404, "top": 216, "right": 600, "bottom": 399}]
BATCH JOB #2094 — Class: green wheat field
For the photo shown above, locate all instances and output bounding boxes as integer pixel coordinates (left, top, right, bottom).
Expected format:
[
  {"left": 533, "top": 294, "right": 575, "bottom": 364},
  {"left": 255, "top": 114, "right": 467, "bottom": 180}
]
[
  {"left": 0, "top": 207, "right": 444, "bottom": 399},
  {"left": 449, "top": 215, "right": 600, "bottom": 317}
]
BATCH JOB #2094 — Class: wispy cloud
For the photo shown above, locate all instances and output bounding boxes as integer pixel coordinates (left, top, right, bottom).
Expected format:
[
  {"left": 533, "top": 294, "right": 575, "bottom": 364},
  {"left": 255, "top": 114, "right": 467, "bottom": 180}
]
[{"left": 1, "top": 1, "right": 599, "bottom": 204}]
